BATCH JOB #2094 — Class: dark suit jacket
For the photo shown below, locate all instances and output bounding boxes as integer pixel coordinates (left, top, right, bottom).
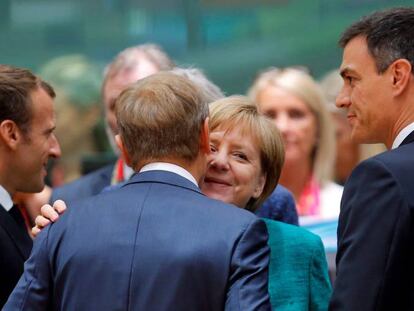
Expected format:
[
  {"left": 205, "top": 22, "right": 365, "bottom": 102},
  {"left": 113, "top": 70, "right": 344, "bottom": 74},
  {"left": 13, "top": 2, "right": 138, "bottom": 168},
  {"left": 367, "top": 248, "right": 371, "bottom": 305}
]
[
  {"left": 256, "top": 185, "right": 299, "bottom": 226},
  {"left": 50, "top": 163, "right": 114, "bottom": 203},
  {"left": 5, "top": 170, "right": 271, "bottom": 311},
  {"left": 330, "top": 131, "right": 414, "bottom": 311},
  {"left": 0, "top": 206, "right": 32, "bottom": 308}
]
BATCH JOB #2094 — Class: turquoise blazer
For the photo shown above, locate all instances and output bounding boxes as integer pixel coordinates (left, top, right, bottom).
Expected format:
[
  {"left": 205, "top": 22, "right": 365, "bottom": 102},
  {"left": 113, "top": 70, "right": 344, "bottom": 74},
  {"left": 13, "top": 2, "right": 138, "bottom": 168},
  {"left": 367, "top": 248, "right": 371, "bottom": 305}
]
[{"left": 263, "top": 219, "right": 332, "bottom": 311}]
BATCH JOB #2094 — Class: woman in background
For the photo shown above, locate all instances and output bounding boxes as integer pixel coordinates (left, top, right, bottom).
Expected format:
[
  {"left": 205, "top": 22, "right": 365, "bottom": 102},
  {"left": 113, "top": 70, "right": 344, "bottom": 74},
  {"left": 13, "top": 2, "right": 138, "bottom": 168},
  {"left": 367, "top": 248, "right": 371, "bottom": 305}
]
[{"left": 249, "top": 67, "right": 342, "bottom": 223}]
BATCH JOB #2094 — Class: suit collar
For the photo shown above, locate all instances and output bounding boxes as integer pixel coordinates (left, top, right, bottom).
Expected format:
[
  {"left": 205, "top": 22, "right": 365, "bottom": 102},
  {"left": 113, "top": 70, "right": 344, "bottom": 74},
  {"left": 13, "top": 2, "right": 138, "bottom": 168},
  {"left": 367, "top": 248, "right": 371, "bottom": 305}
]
[
  {"left": 124, "top": 170, "right": 203, "bottom": 195},
  {"left": 0, "top": 206, "right": 32, "bottom": 259}
]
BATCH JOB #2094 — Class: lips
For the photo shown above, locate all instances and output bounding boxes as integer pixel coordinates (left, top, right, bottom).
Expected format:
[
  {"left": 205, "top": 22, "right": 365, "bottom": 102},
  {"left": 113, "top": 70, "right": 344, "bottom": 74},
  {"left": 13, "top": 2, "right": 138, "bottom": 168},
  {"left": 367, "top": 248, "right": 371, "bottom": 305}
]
[
  {"left": 347, "top": 113, "right": 357, "bottom": 123},
  {"left": 204, "top": 176, "right": 232, "bottom": 186}
]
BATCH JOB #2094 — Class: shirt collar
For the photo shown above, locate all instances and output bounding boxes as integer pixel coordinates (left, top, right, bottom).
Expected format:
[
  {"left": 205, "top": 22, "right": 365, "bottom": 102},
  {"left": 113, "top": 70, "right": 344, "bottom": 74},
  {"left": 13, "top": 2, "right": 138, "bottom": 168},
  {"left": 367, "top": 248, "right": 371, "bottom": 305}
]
[
  {"left": 0, "top": 185, "right": 13, "bottom": 212},
  {"left": 139, "top": 162, "right": 198, "bottom": 187},
  {"left": 123, "top": 162, "right": 134, "bottom": 180},
  {"left": 392, "top": 122, "right": 414, "bottom": 149}
]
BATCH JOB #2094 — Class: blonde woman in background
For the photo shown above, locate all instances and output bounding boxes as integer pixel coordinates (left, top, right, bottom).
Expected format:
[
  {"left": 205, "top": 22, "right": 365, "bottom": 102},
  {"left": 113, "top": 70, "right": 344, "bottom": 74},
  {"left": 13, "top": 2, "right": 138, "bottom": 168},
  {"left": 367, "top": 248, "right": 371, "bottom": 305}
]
[{"left": 249, "top": 67, "right": 342, "bottom": 223}]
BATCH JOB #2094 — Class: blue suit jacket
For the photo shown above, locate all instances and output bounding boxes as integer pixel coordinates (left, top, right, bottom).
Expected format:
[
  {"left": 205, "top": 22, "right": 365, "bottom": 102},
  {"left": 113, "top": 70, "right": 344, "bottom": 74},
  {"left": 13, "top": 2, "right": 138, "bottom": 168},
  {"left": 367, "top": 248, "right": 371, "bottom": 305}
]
[
  {"left": 5, "top": 170, "right": 271, "bottom": 311},
  {"left": 330, "top": 131, "right": 414, "bottom": 311},
  {"left": 50, "top": 163, "right": 114, "bottom": 204},
  {"left": 256, "top": 185, "right": 298, "bottom": 226}
]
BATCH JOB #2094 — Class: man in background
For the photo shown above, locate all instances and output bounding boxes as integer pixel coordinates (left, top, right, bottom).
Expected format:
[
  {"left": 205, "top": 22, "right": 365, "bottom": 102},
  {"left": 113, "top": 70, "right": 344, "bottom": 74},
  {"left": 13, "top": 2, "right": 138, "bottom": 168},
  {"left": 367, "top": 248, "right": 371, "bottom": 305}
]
[
  {"left": 330, "top": 7, "right": 414, "bottom": 310},
  {"left": 0, "top": 65, "right": 60, "bottom": 307},
  {"left": 50, "top": 44, "right": 174, "bottom": 203}
]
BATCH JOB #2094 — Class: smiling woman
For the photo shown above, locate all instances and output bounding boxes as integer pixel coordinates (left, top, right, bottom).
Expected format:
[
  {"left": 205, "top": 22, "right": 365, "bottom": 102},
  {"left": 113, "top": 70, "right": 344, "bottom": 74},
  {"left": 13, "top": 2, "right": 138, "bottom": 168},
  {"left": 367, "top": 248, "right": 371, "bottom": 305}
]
[{"left": 201, "top": 96, "right": 332, "bottom": 310}]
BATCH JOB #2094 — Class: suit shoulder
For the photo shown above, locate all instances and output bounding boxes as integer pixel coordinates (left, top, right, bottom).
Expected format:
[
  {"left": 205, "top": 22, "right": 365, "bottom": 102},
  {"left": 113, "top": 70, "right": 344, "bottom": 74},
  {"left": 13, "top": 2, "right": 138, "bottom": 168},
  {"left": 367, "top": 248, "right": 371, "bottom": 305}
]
[{"left": 51, "top": 164, "right": 114, "bottom": 203}]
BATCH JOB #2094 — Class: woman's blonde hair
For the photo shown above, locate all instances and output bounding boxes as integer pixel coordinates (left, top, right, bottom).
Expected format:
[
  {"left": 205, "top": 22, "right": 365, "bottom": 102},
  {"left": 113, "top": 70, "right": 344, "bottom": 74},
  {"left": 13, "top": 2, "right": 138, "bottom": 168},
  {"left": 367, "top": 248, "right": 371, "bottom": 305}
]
[
  {"left": 248, "top": 67, "right": 335, "bottom": 184},
  {"left": 209, "top": 95, "right": 285, "bottom": 212}
]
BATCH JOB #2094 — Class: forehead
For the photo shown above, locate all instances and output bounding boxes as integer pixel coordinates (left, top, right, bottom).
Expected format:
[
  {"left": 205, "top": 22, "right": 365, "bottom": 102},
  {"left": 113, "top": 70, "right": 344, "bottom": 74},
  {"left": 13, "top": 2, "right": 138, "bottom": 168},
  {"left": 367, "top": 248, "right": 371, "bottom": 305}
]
[
  {"left": 340, "top": 36, "right": 377, "bottom": 75},
  {"left": 259, "top": 86, "right": 310, "bottom": 111},
  {"left": 103, "top": 61, "right": 159, "bottom": 100},
  {"left": 211, "top": 124, "right": 261, "bottom": 149}
]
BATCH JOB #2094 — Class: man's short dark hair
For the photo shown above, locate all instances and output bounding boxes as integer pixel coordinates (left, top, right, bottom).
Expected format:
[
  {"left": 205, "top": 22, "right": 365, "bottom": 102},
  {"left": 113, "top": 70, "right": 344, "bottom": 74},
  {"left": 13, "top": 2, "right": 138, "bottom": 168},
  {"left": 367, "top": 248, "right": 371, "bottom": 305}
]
[
  {"left": 0, "top": 64, "right": 55, "bottom": 133},
  {"left": 339, "top": 7, "right": 414, "bottom": 73}
]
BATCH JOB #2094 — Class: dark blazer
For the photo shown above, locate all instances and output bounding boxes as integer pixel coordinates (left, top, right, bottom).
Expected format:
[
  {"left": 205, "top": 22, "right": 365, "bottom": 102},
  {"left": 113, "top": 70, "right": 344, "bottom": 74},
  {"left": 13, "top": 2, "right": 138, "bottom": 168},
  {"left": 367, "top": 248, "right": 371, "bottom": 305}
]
[
  {"left": 50, "top": 163, "right": 114, "bottom": 203},
  {"left": 0, "top": 206, "right": 32, "bottom": 308},
  {"left": 330, "top": 131, "right": 414, "bottom": 311},
  {"left": 5, "top": 170, "right": 271, "bottom": 311},
  {"left": 256, "top": 185, "right": 299, "bottom": 226}
]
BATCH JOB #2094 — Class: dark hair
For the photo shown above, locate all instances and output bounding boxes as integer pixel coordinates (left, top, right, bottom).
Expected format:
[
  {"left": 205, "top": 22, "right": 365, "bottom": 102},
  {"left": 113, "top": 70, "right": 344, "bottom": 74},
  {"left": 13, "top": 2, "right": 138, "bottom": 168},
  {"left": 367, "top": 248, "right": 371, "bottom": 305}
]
[
  {"left": 339, "top": 7, "right": 414, "bottom": 73},
  {"left": 0, "top": 64, "right": 55, "bottom": 133}
]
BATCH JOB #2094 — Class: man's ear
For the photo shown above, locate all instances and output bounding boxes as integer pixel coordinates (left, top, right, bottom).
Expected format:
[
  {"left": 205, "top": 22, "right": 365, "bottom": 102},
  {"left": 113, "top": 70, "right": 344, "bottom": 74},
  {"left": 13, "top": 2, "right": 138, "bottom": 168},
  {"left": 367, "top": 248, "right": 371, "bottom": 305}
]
[
  {"left": 0, "top": 120, "right": 22, "bottom": 150},
  {"left": 199, "top": 118, "right": 210, "bottom": 155},
  {"left": 115, "top": 134, "right": 132, "bottom": 167},
  {"left": 389, "top": 59, "right": 412, "bottom": 96}
]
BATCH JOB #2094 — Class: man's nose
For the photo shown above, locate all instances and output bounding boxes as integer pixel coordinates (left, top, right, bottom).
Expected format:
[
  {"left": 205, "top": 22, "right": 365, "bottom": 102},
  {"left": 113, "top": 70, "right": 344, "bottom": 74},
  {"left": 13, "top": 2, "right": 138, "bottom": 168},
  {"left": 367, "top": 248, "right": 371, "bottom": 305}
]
[
  {"left": 336, "top": 87, "right": 351, "bottom": 109},
  {"left": 49, "top": 134, "right": 61, "bottom": 158}
]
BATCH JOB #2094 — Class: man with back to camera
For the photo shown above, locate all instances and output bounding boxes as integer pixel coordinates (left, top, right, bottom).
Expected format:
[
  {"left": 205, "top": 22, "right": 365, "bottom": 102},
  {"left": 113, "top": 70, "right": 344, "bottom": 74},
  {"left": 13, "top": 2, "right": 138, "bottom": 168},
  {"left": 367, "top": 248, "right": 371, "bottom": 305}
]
[
  {"left": 5, "top": 72, "right": 271, "bottom": 310},
  {"left": 329, "top": 7, "right": 414, "bottom": 310},
  {"left": 0, "top": 65, "right": 61, "bottom": 307}
]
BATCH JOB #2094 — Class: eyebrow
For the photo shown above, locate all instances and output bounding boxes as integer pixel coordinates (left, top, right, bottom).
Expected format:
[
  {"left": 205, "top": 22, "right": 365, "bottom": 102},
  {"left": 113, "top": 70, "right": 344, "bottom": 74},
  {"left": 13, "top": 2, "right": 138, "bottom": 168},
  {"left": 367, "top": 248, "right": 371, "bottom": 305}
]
[
  {"left": 339, "top": 67, "right": 355, "bottom": 78},
  {"left": 43, "top": 125, "right": 56, "bottom": 135}
]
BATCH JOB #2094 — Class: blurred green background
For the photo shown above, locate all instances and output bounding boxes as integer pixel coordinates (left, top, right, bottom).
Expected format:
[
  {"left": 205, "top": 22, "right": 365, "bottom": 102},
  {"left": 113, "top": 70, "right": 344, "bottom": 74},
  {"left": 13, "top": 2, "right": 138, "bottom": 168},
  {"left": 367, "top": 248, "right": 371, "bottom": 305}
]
[
  {"left": 1, "top": 0, "right": 412, "bottom": 95},
  {"left": 2, "top": 0, "right": 412, "bottom": 182}
]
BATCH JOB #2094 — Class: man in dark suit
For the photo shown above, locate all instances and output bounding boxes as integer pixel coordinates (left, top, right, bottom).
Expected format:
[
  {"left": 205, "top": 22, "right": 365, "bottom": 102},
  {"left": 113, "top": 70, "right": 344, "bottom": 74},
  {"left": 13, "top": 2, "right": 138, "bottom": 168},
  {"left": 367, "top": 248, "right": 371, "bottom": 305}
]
[
  {"left": 0, "top": 65, "right": 61, "bottom": 307},
  {"left": 329, "top": 8, "right": 414, "bottom": 310},
  {"left": 50, "top": 44, "right": 175, "bottom": 203},
  {"left": 5, "top": 72, "right": 271, "bottom": 310}
]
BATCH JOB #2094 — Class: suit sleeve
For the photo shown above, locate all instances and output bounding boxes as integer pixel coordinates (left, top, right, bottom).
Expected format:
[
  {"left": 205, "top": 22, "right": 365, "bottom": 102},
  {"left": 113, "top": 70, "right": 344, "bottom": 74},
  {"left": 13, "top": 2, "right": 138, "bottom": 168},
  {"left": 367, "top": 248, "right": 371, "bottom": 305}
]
[
  {"left": 225, "top": 217, "right": 271, "bottom": 311},
  {"left": 329, "top": 158, "right": 404, "bottom": 310},
  {"left": 309, "top": 236, "right": 332, "bottom": 311},
  {"left": 3, "top": 227, "right": 52, "bottom": 311}
]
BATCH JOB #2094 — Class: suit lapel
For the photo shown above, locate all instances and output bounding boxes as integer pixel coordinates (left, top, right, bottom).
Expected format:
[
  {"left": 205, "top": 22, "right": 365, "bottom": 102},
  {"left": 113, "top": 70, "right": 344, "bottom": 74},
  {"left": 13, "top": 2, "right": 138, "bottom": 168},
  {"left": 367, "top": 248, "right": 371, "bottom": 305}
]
[
  {"left": 0, "top": 206, "right": 32, "bottom": 259},
  {"left": 400, "top": 130, "right": 414, "bottom": 146},
  {"left": 124, "top": 170, "right": 203, "bottom": 196}
]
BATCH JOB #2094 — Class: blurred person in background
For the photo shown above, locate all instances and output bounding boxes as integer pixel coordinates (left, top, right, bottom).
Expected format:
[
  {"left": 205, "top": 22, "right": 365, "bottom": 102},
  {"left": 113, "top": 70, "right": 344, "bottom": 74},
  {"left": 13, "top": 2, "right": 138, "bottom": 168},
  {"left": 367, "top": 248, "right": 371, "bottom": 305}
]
[
  {"left": 50, "top": 43, "right": 175, "bottom": 203},
  {"left": 39, "top": 54, "right": 103, "bottom": 185},
  {"left": 319, "top": 69, "right": 386, "bottom": 185},
  {"left": 249, "top": 67, "right": 343, "bottom": 224}
]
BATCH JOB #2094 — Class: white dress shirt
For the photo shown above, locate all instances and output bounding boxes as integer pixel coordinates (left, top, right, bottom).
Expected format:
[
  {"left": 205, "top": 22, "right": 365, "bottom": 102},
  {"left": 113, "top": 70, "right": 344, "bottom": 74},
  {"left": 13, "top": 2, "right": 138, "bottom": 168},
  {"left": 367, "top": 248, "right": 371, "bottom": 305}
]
[
  {"left": 140, "top": 162, "right": 199, "bottom": 187},
  {"left": 392, "top": 122, "right": 414, "bottom": 149},
  {"left": 0, "top": 185, "right": 13, "bottom": 212}
]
